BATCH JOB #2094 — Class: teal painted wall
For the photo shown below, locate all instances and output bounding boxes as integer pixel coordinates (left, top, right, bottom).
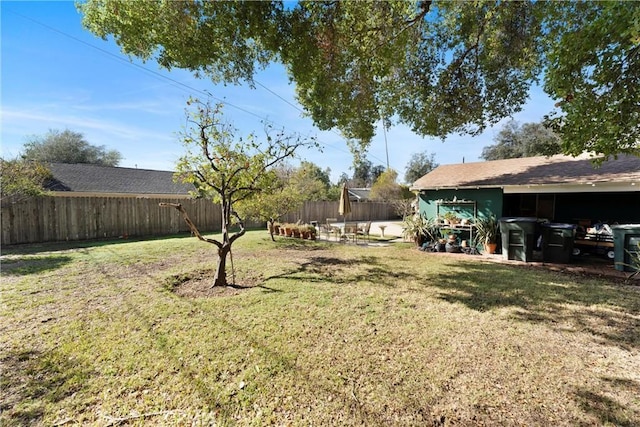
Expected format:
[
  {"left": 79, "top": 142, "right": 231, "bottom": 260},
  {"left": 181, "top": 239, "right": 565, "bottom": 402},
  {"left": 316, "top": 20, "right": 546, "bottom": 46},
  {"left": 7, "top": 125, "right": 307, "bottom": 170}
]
[
  {"left": 418, "top": 188, "right": 638, "bottom": 225},
  {"left": 418, "top": 188, "right": 503, "bottom": 220}
]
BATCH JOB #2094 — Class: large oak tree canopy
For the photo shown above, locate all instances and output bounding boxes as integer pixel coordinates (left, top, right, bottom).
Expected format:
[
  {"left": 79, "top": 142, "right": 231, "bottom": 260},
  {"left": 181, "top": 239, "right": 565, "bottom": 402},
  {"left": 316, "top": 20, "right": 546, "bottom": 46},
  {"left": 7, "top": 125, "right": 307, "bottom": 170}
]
[{"left": 80, "top": 1, "right": 639, "bottom": 159}]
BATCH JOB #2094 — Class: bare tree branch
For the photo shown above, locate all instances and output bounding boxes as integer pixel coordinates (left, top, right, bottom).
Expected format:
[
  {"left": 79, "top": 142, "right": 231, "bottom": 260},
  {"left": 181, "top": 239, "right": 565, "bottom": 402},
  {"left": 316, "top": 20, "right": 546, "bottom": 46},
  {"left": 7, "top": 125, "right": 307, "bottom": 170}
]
[{"left": 159, "top": 202, "right": 222, "bottom": 249}]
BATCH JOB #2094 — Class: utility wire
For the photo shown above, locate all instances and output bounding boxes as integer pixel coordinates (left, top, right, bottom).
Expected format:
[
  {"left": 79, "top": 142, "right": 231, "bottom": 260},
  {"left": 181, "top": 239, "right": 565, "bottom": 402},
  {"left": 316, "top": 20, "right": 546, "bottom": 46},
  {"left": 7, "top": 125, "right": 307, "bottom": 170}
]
[
  {"left": 6, "top": 8, "right": 279, "bottom": 126},
  {"left": 253, "top": 80, "right": 389, "bottom": 166},
  {"left": 7, "top": 7, "right": 390, "bottom": 168}
]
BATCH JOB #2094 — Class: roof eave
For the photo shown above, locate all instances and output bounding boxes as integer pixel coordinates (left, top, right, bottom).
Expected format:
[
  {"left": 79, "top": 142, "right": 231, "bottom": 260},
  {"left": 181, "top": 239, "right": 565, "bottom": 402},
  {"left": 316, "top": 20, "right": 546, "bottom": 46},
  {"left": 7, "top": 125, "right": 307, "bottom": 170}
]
[
  {"left": 49, "top": 191, "right": 193, "bottom": 198},
  {"left": 503, "top": 182, "right": 638, "bottom": 194},
  {"left": 411, "top": 184, "right": 500, "bottom": 192},
  {"left": 412, "top": 181, "right": 639, "bottom": 193}
]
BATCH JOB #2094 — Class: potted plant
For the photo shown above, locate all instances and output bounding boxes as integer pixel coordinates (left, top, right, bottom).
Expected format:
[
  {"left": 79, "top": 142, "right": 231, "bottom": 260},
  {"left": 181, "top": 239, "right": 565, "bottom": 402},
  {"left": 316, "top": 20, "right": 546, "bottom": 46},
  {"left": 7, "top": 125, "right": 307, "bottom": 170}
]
[
  {"left": 401, "top": 214, "right": 439, "bottom": 247},
  {"left": 305, "top": 224, "right": 317, "bottom": 240},
  {"left": 440, "top": 228, "right": 456, "bottom": 242},
  {"left": 300, "top": 225, "right": 311, "bottom": 239},
  {"left": 283, "top": 223, "right": 294, "bottom": 237},
  {"left": 443, "top": 211, "right": 459, "bottom": 225},
  {"left": 475, "top": 214, "right": 499, "bottom": 254}
]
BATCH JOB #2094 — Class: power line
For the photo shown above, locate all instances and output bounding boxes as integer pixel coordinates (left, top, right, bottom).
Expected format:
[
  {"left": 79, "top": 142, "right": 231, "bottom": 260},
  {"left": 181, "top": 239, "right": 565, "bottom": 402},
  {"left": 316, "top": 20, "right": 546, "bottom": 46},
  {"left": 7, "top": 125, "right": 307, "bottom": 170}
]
[
  {"left": 253, "top": 79, "right": 389, "bottom": 166},
  {"left": 6, "top": 7, "right": 391, "bottom": 169},
  {"left": 5, "top": 8, "right": 280, "bottom": 126}
]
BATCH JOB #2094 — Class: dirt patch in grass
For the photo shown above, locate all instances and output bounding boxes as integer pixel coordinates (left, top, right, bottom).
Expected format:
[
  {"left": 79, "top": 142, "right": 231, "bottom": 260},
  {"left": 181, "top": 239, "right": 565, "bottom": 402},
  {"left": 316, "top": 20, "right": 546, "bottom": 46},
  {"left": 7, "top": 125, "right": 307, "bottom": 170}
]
[
  {"left": 166, "top": 269, "right": 264, "bottom": 298},
  {"left": 165, "top": 249, "right": 359, "bottom": 298}
]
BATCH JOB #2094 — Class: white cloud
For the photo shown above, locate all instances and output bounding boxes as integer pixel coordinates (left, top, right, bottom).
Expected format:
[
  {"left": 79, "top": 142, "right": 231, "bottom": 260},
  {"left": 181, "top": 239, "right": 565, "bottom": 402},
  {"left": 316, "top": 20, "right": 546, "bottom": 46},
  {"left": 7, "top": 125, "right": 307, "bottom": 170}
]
[{"left": 2, "top": 108, "right": 172, "bottom": 141}]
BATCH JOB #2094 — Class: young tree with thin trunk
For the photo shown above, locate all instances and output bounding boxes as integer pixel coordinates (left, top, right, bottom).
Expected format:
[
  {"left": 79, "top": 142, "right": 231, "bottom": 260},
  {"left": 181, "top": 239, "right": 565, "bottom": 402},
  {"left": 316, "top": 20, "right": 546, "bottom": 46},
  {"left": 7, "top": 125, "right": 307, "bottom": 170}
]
[
  {"left": 238, "top": 161, "right": 333, "bottom": 240},
  {"left": 235, "top": 164, "right": 304, "bottom": 242},
  {"left": 370, "top": 169, "right": 402, "bottom": 201},
  {"left": 163, "top": 99, "right": 314, "bottom": 287}
]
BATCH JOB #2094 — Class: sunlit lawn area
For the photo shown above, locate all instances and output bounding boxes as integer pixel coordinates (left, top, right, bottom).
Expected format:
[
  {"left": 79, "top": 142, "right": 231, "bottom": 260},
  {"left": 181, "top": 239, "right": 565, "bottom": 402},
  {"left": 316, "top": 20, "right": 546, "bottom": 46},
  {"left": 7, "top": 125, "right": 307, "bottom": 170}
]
[{"left": 1, "top": 231, "right": 639, "bottom": 426}]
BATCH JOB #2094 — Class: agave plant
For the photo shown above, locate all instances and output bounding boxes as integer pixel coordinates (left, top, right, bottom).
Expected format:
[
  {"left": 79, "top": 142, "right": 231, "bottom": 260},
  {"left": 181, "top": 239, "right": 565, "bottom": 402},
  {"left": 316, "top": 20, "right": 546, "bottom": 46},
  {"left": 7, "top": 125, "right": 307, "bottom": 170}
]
[
  {"left": 475, "top": 214, "right": 499, "bottom": 246},
  {"left": 619, "top": 241, "right": 640, "bottom": 280},
  {"left": 401, "top": 214, "right": 439, "bottom": 246}
]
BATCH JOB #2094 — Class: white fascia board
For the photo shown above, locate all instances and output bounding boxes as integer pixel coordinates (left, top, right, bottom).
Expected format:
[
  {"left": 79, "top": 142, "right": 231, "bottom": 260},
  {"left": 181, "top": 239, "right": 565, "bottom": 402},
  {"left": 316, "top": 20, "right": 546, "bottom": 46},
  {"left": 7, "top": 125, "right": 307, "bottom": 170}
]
[{"left": 415, "top": 182, "right": 638, "bottom": 193}]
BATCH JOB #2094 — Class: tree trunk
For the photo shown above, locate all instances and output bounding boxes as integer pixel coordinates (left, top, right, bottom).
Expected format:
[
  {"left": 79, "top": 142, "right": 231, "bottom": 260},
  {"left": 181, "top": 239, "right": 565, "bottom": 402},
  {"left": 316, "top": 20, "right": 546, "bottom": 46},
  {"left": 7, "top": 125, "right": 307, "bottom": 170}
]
[
  {"left": 267, "top": 219, "right": 276, "bottom": 242},
  {"left": 213, "top": 245, "right": 230, "bottom": 287},
  {"left": 159, "top": 201, "right": 244, "bottom": 288}
]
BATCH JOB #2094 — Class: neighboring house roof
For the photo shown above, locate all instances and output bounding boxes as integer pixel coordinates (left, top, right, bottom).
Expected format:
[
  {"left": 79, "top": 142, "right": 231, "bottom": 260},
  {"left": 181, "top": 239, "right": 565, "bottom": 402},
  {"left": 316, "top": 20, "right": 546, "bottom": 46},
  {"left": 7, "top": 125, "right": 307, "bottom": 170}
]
[
  {"left": 411, "top": 154, "right": 640, "bottom": 193},
  {"left": 347, "top": 188, "right": 371, "bottom": 201},
  {"left": 45, "top": 163, "right": 195, "bottom": 196}
]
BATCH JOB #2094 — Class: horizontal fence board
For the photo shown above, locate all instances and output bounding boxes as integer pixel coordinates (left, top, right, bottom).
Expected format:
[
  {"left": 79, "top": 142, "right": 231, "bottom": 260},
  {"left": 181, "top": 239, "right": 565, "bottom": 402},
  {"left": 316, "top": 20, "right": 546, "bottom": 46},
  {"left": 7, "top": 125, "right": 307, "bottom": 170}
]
[{"left": 1, "top": 196, "right": 398, "bottom": 245}]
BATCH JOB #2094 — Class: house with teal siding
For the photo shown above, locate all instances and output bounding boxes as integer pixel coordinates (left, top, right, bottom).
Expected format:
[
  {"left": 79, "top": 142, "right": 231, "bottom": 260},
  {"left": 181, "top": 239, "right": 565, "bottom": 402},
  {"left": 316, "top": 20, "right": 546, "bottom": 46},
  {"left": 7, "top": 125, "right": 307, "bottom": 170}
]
[{"left": 410, "top": 153, "right": 640, "bottom": 226}]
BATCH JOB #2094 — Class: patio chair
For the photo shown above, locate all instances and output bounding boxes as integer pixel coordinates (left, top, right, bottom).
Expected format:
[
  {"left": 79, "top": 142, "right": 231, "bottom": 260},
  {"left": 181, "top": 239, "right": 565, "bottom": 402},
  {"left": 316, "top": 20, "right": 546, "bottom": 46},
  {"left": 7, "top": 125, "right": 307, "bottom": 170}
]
[
  {"left": 320, "top": 223, "right": 336, "bottom": 241},
  {"left": 357, "top": 221, "right": 372, "bottom": 241},
  {"left": 344, "top": 222, "right": 359, "bottom": 243},
  {"left": 323, "top": 218, "right": 339, "bottom": 241}
]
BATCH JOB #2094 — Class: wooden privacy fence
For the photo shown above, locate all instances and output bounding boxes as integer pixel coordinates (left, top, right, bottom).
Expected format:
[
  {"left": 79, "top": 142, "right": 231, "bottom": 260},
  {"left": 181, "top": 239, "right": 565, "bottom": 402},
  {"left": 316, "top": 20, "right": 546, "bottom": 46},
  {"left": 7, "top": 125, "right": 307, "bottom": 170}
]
[
  {"left": 1, "top": 197, "right": 397, "bottom": 245},
  {"left": 1, "top": 196, "right": 220, "bottom": 246}
]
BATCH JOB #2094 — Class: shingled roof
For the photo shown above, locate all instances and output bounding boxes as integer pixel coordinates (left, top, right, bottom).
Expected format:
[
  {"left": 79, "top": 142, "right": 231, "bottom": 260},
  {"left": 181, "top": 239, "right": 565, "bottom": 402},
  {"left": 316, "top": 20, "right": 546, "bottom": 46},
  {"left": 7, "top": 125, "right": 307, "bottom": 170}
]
[
  {"left": 45, "top": 163, "right": 195, "bottom": 196},
  {"left": 411, "top": 154, "right": 640, "bottom": 191},
  {"left": 347, "top": 188, "right": 371, "bottom": 201}
]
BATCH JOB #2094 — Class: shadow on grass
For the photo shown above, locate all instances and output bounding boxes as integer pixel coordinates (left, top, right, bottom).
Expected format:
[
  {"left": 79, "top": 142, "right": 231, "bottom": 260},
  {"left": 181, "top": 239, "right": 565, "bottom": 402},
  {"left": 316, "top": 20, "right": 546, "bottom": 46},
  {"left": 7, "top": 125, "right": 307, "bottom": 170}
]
[
  {"left": 1, "top": 255, "right": 73, "bottom": 276},
  {"left": 274, "top": 238, "right": 333, "bottom": 251},
  {"left": 0, "top": 348, "right": 92, "bottom": 425},
  {"left": 0, "top": 232, "right": 197, "bottom": 256},
  {"left": 575, "top": 377, "right": 640, "bottom": 427},
  {"left": 21, "top": 240, "right": 435, "bottom": 425},
  {"left": 263, "top": 254, "right": 421, "bottom": 287},
  {"left": 431, "top": 262, "right": 640, "bottom": 350},
  {"left": 164, "top": 268, "right": 283, "bottom": 297},
  {"left": 428, "top": 261, "right": 640, "bottom": 423}
]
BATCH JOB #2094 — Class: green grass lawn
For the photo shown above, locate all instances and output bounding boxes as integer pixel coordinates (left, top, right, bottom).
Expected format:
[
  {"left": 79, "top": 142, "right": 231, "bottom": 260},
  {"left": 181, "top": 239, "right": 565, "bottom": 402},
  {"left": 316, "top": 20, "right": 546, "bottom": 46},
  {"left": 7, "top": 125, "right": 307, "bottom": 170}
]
[{"left": 1, "top": 231, "right": 639, "bottom": 426}]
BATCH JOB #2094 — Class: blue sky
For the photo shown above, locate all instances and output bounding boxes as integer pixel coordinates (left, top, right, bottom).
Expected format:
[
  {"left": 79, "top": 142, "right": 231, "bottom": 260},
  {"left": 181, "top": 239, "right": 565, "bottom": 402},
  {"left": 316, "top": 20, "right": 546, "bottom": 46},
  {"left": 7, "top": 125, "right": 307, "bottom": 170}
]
[{"left": 2, "top": 1, "right": 557, "bottom": 183}]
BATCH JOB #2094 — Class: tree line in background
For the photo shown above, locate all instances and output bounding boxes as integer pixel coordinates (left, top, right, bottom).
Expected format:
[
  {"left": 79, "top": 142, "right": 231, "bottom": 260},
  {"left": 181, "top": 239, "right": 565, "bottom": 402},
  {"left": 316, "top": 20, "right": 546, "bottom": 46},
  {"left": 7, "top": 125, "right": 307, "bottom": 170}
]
[
  {"left": 481, "top": 120, "right": 562, "bottom": 161},
  {"left": 21, "top": 129, "right": 122, "bottom": 166},
  {"left": 0, "top": 125, "right": 437, "bottom": 203}
]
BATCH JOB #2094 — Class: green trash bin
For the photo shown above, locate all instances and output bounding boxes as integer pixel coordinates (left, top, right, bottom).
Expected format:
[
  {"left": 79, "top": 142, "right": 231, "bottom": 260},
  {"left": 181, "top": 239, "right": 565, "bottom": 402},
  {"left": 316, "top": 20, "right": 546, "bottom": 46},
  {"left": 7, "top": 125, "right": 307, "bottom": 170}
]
[
  {"left": 499, "top": 217, "right": 539, "bottom": 262},
  {"left": 611, "top": 224, "right": 640, "bottom": 272},
  {"left": 541, "top": 223, "right": 576, "bottom": 264}
]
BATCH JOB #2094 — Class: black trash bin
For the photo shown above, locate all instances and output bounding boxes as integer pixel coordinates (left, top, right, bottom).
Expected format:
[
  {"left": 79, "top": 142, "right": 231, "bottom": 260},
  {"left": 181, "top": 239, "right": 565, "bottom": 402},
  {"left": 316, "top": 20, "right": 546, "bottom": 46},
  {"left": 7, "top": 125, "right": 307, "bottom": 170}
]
[
  {"left": 611, "top": 224, "right": 640, "bottom": 272},
  {"left": 541, "top": 223, "right": 576, "bottom": 264},
  {"left": 499, "top": 217, "right": 539, "bottom": 262}
]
